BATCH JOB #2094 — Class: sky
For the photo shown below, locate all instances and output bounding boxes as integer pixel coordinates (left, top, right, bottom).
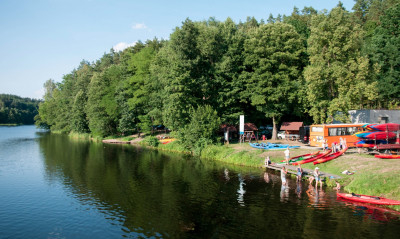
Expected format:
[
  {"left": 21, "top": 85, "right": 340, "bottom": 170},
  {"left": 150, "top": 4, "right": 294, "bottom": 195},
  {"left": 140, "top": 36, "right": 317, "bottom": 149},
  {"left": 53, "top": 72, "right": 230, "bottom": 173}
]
[{"left": 0, "top": 0, "right": 355, "bottom": 99}]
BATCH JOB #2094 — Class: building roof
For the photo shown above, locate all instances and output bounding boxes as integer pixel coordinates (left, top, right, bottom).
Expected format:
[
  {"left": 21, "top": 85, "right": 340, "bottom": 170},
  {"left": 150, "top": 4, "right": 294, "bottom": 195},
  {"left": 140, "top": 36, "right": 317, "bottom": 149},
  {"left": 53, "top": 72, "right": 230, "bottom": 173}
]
[
  {"left": 244, "top": 123, "right": 258, "bottom": 131},
  {"left": 220, "top": 124, "right": 237, "bottom": 132},
  {"left": 280, "top": 122, "right": 303, "bottom": 131}
]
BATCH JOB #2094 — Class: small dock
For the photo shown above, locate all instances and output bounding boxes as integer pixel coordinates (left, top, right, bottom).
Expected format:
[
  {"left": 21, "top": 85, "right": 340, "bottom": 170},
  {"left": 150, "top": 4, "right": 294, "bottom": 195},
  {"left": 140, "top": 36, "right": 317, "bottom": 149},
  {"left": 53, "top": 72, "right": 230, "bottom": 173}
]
[{"left": 262, "top": 164, "right": 341, "bottom": 179}]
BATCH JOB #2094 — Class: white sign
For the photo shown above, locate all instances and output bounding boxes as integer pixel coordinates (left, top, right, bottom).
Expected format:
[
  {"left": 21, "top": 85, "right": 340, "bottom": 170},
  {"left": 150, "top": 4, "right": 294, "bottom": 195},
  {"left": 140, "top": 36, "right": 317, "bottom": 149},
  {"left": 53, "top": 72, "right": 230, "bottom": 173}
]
[{"left": 240, "top": 115, "right": 244, "bottom": 134}]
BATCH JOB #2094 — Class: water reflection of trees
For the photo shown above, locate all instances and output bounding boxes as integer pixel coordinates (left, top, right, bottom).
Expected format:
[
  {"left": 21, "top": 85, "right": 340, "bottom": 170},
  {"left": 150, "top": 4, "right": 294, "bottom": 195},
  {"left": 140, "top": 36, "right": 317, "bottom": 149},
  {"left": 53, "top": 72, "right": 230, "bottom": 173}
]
[{"left": 38, "top": 134, "right": 400, "bottom": 238}]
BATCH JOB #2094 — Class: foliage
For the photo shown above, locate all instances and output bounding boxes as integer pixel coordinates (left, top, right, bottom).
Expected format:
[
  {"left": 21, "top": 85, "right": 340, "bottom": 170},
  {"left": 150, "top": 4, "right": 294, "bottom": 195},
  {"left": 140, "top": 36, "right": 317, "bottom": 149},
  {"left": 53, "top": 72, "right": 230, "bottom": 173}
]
[
  {"left": 141, "top": 135, "right": 159, "bottom": 147},
  {"left": 178, "top": 105, "right": 221, "bottom": 155},
  {"left": 0, "top": 94, "right": 41, "bottom": 125},
  {"left": 243, "top": 22, "right": 305, "bottom": 138},
  {"left": 304, "top": 6, "right": 377, "bottom": 123},
  {"left": 36, "top": 1, "right": 400, "bottom": 148},
  {"left": 367, "top": 3, "right": 400, "bottom": 108}
]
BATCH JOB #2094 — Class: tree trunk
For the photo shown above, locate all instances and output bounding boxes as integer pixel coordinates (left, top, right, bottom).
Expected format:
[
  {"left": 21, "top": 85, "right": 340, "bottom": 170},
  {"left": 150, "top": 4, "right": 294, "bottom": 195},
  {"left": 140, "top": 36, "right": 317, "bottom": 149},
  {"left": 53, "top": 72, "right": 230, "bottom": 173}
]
[{"left": 272, "top": 116, "right": 277, "bottom": 140}]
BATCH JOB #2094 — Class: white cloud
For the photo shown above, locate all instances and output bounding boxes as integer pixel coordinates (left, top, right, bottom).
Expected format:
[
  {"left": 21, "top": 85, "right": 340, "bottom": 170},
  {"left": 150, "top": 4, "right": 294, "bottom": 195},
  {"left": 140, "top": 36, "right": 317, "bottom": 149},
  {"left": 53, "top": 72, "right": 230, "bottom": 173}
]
[
  {"left": 132, "top": 23, "right": 147, "bottom": 30},
  {"left": 113, "top": 41, "right": 137, "bottom": 52}
]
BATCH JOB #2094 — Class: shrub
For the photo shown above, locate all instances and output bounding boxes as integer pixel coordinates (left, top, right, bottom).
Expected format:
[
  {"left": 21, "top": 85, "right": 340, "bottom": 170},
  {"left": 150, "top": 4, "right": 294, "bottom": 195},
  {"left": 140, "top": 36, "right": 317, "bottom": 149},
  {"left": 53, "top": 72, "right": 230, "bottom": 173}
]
[{"left": 142, "top": 136, "right": 159, "bottom": 147}]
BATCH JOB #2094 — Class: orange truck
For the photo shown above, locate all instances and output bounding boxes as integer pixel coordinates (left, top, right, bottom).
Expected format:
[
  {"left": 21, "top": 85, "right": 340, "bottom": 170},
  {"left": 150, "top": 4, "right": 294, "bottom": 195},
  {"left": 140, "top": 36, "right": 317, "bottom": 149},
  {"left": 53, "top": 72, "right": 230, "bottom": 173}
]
[{"left": 309, "top": 124, "right": 365, "bottom": 148}]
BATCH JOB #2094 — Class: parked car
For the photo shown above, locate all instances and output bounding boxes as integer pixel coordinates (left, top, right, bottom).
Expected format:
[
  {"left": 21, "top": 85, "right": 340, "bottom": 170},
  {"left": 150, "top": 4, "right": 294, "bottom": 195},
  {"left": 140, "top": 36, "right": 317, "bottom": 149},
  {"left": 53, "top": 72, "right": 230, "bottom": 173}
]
[
  {"left": 277, "top": 131, "right": 286, "bottom": 140},
  {"left": 259, "top": 125, "right": 273, "bottom": 139},
  {"left": 299, "top": 126, "right": 310, "bottom": 144},
  {"left": 277, "top": 131, "right": 300, "bottom": 140}
]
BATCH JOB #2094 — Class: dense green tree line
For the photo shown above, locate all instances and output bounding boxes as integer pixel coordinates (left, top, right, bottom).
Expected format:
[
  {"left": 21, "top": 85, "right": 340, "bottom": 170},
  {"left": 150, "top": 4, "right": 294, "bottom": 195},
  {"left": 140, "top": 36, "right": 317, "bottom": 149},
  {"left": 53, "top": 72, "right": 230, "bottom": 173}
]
[
  {"left": 36, "top": 1, "right": 400, "bottom": 151},
  {"left": 0, "top": 94, "right": 41, "bottom": 125}
]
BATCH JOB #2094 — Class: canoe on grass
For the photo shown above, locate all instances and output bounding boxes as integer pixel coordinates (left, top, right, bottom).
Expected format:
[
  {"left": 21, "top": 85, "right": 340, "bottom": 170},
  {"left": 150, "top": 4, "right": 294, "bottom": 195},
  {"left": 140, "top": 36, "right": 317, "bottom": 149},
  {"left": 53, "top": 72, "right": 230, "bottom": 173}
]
[
  {"left": 280, "top": 151, "right": 320, "bottom": 162},
  {"left": 313, "top": 147, "right": 347, "bottom": 165},
  {"left": 374, "top": 154, "right": 400, "bottom": 159},
  {"left": 292, "top": 150, "right": 332, "bottom": 165},
  {"left": 159, "top": 138, "right": 176, "bottom": 144},
  {"left": 337, "top": 193, "right": 400, "bottom": 205}
]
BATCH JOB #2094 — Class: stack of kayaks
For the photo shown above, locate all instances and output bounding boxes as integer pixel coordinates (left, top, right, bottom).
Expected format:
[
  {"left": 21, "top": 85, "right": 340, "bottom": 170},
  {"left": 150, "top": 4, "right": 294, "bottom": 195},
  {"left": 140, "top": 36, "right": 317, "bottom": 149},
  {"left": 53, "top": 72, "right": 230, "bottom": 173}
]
[
  {"left": 356, "top": 140, "right": 387, "bottom": 148},
  {"left": 249, "top": 142, "right": 300, "bottom": 150},
  {"left": 313, "top": 147, "right": 348, "bottom": 165},
  {"left": 337, "top": 193, "right": 400, "bottom": 205},
  {"left": 355, "top": 123, "right": 400, "bottom": 147},
  {"left": 292, "top": 150, "right": 332, "bottom": 165}
]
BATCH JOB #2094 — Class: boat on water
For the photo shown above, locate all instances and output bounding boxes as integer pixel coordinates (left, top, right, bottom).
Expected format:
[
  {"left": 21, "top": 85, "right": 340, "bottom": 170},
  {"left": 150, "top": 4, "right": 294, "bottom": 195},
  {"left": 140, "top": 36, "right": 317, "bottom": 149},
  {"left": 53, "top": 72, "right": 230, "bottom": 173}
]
[
  {"left": 337, "top": 193, "right": 400, "bottom": 205},
  {"left": 313, "top": 147, "right": 347, "bottom": 165},
  {"left": 249, "top": 142, "right": 300, "bottom": 150},
  {"left": 374, "top": 154, "right": 400, "bottom": 159}
]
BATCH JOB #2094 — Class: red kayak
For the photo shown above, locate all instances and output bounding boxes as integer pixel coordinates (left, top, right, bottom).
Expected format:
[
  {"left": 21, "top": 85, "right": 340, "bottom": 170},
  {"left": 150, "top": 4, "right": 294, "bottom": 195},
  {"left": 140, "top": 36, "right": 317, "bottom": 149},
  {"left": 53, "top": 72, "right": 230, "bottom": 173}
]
[
  {"left": 370, "top": 123, "right": 400, "bottom": 132},
  {"left": 313, "top": 147, "right": 347, "bottom": 165},
  {"left": 292, "top": 150, "right": 332, "bottom": 165},
  {"left": 358, "top": 131, "right": 396, "bottom": 140},
  {"left": 280, "top": 151, "right": 320, "bottom": 162},
  {"left": 337, "top": 193, "right": 400, "bottom": 205},
  {"left": 374, "top": 154, "right": 400, "bottom": 159},
  {"left": 356, "top": 144, "right": 376, "bottom": 148}
]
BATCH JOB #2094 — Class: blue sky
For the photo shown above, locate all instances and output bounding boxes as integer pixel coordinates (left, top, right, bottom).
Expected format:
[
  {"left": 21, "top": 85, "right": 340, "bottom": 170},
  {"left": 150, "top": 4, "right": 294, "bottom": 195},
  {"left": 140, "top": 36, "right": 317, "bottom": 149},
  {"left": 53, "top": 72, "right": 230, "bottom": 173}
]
[{"left": 0, "top": 0, "right": 355, "bottom": 99}]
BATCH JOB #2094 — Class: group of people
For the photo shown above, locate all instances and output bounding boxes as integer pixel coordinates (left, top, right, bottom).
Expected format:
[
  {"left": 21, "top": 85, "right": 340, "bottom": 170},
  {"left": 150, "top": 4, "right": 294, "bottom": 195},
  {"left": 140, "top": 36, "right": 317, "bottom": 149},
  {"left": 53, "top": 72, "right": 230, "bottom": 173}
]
[
  {"left": 281, "top": 165, "right": 322, "bottom": 187},
  {"left": 266, "top": 146, "right": 343, "bottom": 190},
  {"left": 322, "top": 137, "right": 347, "bottom": 153}
]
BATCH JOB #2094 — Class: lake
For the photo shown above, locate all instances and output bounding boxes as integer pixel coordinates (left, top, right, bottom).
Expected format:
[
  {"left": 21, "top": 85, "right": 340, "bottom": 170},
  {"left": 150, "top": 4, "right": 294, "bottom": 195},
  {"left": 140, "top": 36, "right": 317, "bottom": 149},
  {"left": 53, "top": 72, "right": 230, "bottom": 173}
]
[{"left": 0, "top": 126, "right": 399, "bottom": 238}]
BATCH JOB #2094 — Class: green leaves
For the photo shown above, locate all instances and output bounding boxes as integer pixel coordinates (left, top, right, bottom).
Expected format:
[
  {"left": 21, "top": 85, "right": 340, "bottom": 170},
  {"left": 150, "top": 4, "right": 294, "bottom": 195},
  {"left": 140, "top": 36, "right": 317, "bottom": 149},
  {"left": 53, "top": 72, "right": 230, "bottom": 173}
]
[
  {"left": 305, "top": 6, "right": 378, "bottom": 123},
  {"left": 243, "top": 23, "right": 305, "bottom": 132},
  {"left": 178, "top": 105, "right": 221, "bottom": 155}
]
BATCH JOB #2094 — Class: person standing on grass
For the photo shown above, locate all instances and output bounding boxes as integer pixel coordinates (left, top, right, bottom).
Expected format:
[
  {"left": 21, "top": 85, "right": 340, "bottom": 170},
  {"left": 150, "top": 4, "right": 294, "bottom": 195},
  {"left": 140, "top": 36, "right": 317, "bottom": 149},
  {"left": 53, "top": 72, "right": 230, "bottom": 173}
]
[
  {"left": 281, "top": 166, "right": 288, "bottom": 186},
  {"left": 284, "top": 147, "right": 290, "bottom": 165}
]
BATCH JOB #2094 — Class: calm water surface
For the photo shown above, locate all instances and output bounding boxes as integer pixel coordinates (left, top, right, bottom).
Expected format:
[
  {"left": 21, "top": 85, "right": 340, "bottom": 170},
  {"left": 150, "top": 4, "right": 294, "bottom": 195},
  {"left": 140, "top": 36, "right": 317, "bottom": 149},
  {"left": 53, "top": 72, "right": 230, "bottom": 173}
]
[{"left": 0, "top": 126, "right": 399, "bottom": 238}]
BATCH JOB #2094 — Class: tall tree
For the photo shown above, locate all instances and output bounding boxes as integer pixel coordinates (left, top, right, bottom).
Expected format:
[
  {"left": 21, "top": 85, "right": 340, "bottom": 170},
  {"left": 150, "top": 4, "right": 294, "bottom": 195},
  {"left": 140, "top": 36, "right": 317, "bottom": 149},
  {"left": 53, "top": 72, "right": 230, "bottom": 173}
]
[
  {"left": 304, "top": 7, "right": 377, "bottom": 123},
  {"left": 367, "top": 3, "right": 400, "bottom": 108},
  {"left": 86, "top": 65, "right": 124, "bottom": 137},
  {"left": 243, "top": 23, "right": 305, "bottom": 139}
]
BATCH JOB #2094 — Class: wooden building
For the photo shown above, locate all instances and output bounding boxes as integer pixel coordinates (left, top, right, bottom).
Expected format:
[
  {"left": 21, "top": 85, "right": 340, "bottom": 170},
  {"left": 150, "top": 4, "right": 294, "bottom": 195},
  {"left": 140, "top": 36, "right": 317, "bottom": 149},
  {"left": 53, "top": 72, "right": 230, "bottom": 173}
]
[{"left": 280, "top": 122, "right": 303, "bottom": 140}]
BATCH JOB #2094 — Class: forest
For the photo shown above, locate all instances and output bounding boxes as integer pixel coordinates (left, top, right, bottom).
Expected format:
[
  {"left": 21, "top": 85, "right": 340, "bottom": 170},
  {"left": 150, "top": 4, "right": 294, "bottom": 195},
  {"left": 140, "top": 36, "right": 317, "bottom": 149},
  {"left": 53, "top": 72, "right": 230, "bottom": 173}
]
[
  {"left": 36, "top": 0, "right": 400, "bottom": 152},
  {"left": 0, "top": 94, "right": 41, "bottom": 125}
]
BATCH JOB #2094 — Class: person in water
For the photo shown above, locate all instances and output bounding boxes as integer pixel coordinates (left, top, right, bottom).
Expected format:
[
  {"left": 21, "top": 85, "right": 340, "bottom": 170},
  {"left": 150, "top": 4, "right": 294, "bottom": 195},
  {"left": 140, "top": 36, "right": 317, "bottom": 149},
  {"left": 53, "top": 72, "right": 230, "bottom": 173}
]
[
  {"left": 281, "top": 166, "right": 288, "bottom": 186},
  {"left": 334, "top": 181, "right": 341, "bottom": 191},
  {"left": 314, "top": 167, "right": 322, "bottom": 188},
  {"left": 296, "top": 164, "right": 303, "bottom": 182}
]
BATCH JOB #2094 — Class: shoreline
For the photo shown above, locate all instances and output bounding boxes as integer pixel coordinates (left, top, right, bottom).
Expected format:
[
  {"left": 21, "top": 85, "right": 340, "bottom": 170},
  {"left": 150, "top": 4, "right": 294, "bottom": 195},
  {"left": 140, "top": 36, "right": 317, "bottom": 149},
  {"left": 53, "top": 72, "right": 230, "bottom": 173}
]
[{"left": 69, "top": 132, "right": 400, "bottom": 210}]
